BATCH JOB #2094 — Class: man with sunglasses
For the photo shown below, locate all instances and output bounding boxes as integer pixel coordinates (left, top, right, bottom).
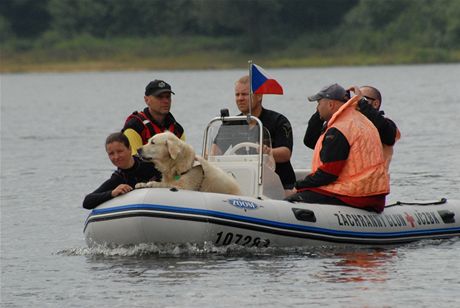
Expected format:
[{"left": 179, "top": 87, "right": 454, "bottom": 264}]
[
  {"left": 303, "top": 85, "right": 400, "bottom": 171},
  {"left": 122, "top": 79, "right": 185, "bottom": 155},
  {"left": 357, "top": 86, "right": 400, "bottom": 171}
]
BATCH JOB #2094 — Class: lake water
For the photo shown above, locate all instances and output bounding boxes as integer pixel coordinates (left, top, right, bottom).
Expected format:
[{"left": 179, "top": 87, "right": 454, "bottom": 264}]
[{"left": 1, "top": 64, "right": 460, "bottom": 307}]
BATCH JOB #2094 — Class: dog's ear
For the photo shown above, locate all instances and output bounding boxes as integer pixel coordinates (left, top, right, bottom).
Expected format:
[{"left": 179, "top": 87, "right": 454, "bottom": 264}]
[{"left": 166, "top": 138, "right": 182, "bottom": 160}]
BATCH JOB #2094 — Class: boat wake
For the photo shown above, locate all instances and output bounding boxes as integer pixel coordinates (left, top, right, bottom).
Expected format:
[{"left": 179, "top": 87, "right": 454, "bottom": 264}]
[
  {"left": 57, "top": 237, "right": 459, "bottom": 259},
  {"left": 56, "top": 242, "right": 347, "bottom": 258}
]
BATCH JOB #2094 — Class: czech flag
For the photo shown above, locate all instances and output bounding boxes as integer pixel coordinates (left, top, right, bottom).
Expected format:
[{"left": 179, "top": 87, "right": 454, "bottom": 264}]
[{"left": 251, "top": 64, "right": 283, "bottom": 95}]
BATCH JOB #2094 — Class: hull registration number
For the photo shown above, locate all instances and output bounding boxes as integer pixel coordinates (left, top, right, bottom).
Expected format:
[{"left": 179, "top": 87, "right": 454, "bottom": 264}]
[{"left": 215, "top": 231, "right": 270, "bottom": 247}]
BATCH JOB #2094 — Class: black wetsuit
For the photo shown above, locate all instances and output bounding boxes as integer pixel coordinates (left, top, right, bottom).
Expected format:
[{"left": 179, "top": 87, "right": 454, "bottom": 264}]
[{"left": 83, "top": 156, "right": 160, "bottom": 209}]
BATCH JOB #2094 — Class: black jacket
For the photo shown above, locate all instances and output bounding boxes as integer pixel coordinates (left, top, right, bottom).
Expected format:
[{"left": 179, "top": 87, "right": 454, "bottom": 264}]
[{"left": 83, "top": 157, "right": 160, "bottom": 209}]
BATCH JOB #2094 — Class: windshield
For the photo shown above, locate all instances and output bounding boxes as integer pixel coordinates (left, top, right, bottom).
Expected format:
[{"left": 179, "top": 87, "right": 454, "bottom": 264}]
[{"left": 203, "top": 118, "right": 272, "bottom": 158}]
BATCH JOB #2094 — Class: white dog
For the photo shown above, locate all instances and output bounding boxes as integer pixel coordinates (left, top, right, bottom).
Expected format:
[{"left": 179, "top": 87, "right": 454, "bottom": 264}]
[{"left": 135, "top": 132, "right": 241, "bottom": 195}]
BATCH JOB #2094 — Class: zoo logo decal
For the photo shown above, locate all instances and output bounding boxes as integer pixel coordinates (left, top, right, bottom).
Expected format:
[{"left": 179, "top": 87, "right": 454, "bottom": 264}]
[{"left": 228, "top": 199, "right": 259, "bottom": 210}]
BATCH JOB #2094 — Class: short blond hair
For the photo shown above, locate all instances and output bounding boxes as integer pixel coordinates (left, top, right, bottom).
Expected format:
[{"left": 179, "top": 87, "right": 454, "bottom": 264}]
[{"left": 235, "top": 75, "right": 249, "bottom": 86}]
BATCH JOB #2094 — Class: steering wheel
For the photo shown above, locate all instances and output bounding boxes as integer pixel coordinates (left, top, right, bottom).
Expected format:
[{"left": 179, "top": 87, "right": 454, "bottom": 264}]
[{"left": 224, "top": 142, "right": 261, "bottom": 155}]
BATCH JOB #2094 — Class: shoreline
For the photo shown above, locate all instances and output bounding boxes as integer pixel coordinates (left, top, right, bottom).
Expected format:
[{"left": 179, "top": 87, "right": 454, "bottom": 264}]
[{"left": 2, "top": 52, "right": 460, "bottom": 74}]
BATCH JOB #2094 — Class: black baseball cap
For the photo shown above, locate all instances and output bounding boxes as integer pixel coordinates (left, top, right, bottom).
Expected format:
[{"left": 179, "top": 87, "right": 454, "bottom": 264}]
[
  {"left": 308, "top": 83, "right": 348, "bottom": 102},
  {"left": 145, "top": 79, "right": 175, "bottom": 96}
]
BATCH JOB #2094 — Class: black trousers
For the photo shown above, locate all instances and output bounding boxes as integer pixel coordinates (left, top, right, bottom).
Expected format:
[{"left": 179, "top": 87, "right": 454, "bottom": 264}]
[
  {"left": 285, "top": 190, "right": 347, "bottom": 205},
  {"left": 285, "top": 190, "right": 380, "bottom": 213}
]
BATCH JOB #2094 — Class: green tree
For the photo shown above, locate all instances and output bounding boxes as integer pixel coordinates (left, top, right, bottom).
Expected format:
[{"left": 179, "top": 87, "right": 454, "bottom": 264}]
[
  {"left": 341, "top": 0, "right": 460, "bottom": 51},
  {"left": 278, "top": 0, "right": 358, "bottom": 36},
  {"left": 0, "top": 0, "right": 50, "bottom": 38},
  {"left": 48, "top": 0, "right": 199, "bottom": 38},
  {"left": 195, "top": 0, "right": 283, "bottom": 52}
]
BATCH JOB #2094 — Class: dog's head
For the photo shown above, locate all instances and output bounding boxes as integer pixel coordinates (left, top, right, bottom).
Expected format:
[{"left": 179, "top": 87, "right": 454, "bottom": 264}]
[{"left": 138, "top": 132, "right": 195, "bottom": 175}]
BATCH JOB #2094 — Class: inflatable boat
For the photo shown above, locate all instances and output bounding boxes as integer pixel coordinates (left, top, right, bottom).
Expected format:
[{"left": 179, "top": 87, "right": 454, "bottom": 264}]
[{"left": 84, "top": 114, "right": 460, "bottom": 247}]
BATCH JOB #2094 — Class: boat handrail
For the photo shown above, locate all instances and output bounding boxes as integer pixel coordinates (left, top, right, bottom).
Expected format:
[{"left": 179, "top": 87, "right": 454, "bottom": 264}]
[{"left": 202, "top": 115, "right": 265, "bottom": 197}]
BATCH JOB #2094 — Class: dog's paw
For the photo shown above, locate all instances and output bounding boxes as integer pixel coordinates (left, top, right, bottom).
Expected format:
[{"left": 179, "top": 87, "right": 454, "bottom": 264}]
[
  {"left": 135, "top": 182, "right": 148, "bottom": 189},
  {"left": 136, "top": 181, "right": 162, "bottom": 189}
]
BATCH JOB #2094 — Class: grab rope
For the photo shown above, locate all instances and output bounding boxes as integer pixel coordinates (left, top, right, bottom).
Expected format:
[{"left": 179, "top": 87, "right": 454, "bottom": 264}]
[{"left": 385, "top": 198, "right": 447, "bottom": 208}]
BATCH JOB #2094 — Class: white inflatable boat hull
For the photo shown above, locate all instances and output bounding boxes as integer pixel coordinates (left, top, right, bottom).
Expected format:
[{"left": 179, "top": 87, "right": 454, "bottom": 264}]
[{"left": 84, "top": 188, "right": 460, "bottom": 247}]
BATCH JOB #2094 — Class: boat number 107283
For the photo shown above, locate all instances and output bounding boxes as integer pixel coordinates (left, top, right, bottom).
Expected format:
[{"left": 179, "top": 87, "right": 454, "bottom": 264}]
[{"left": 215, "top": 231, "right": 270, "bottom": 247}]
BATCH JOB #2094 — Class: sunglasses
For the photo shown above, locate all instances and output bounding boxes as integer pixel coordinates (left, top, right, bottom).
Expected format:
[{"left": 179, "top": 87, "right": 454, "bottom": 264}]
[{"left": 364, "top": 96, "right": 378, "bottom": 101}]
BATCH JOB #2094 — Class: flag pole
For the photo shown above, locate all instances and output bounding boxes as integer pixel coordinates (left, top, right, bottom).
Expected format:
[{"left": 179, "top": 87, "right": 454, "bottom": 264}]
[{"left": 248, "top": 59, "right": 253, "bottom": 123}]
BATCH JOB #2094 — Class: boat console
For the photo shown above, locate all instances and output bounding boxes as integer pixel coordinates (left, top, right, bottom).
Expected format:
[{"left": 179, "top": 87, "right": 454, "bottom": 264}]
[{"left": 202, "top": 112, "right": 285, "bottom": 199}]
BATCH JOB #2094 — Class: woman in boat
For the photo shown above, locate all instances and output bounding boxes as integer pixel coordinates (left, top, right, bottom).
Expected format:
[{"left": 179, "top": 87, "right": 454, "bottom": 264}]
[{"left": 82, "top": 132, "right": 160, "bottom": 209}]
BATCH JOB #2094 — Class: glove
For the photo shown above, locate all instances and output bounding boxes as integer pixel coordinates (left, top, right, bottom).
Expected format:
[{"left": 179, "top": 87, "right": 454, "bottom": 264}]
[{"left": 308, "top": 111, "right": 323, "bottom": 126}]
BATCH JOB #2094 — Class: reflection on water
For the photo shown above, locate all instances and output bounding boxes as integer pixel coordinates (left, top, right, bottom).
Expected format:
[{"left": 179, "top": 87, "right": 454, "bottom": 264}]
[
  {"left": 316, "top": 249, "right": 398, "bottom": 284},
  {"left": 60, "top": 242, "right": 401, "bottom": 285},
  {"left": 48, "top": 239, "right": 460, "bottom": 307}
]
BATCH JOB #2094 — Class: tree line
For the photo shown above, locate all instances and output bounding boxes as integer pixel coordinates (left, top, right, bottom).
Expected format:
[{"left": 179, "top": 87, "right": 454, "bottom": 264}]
[{"left": 1, "top": 0, "right": 459, "bottom": 63}]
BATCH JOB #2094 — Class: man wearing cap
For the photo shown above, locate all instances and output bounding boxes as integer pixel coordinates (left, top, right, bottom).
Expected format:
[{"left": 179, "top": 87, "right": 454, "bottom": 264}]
[
  {"left": 287, "top": 83, "right": 389, "bottom": 213},
  {"left": 303, "top": 85, "right": 400, "bottom": 172},
  {"left": 123, "top": 79, "right": 185, "bottom": 155}
]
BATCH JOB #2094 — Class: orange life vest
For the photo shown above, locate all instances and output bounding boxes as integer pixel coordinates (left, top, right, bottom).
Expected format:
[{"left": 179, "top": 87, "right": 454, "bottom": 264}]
[{"left": 311, "top": 96, "right": 390, "bottom": 197}]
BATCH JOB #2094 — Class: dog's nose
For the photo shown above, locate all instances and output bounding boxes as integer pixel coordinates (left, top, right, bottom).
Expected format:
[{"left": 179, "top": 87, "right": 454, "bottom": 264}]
[{"left": 137, "top": 148, "right": 143, "bottom": 156}]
